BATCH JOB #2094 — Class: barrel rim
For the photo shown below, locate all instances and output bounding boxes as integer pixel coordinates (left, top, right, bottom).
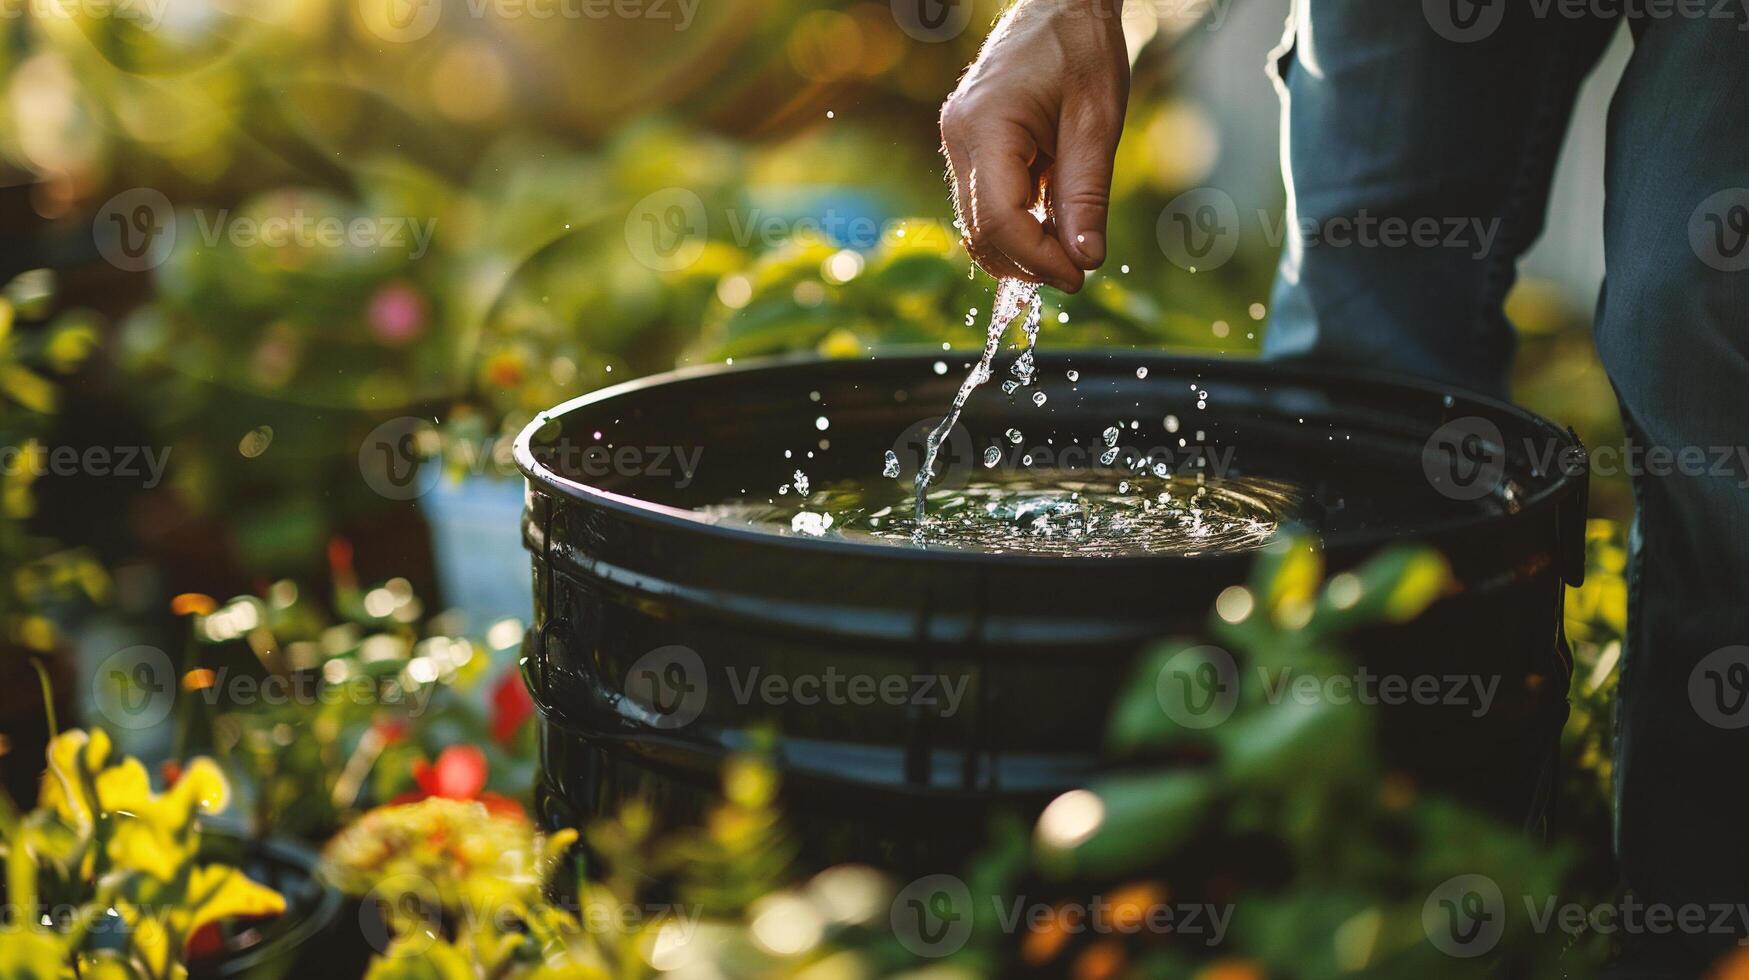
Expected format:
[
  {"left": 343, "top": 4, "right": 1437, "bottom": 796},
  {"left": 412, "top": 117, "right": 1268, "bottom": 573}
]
[{"left": 513, "top": 348, "right": 1583, "bottom": 569}]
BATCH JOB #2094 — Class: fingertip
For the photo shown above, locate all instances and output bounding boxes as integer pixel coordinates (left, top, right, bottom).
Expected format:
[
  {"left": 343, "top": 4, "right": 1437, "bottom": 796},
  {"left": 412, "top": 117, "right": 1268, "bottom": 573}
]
[
  {"left": 1048, "top": 268, "right": 1085, "bottom": 294},
  {"left": 1068, "top": 230, "right": 1105, "bottom": 271}
]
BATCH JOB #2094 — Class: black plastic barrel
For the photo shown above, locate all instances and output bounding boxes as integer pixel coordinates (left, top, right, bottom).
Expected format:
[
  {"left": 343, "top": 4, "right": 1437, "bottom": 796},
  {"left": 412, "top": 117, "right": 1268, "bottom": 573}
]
[{"left": 514, "top": 350, "right": 1586, "bottom": 869}]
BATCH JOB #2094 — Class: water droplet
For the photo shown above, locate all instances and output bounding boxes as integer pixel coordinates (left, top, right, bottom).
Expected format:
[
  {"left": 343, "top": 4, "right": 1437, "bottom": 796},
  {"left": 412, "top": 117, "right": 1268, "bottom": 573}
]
[
  {"left": 1099, "top": 447, "right": 1120, "bottom": 465},
  {"left": 791, "top": 511, "right": 832, "bottom": 536},
  {"left": 1135, "top": 367, "right": 1149, "bottom": 380},
  {"left": 1066, "top": 370, "right": 1080, "bottom": 382},
  {"left": 815, "top": 416, "right": 830, "bottom": 431},
  {"left": 933, "top": 361, "right": 948, "bottom": 375},
  {"left": 1032, "top": 391, "right": 1047, "bottom": 406},
  {"left": 1102, "top": 426, "right": 1120, "bottom": 447},
  {"left": 1001, "top": 380, "right": 1020, "bottom": 395},
  {"left": 983, "top": 446, "right": 1001, "bottom": 468},
  {"left": 1006, "top": 428, "right": 1024, "bottom": 444},
  {"left": 792, "top": 470, "right": 810, "bottom": 495},
  {"left": 882, "top": 451, "right": 901, "bottom": 479},
  {"left": 1164, "top": 415, "right": 1179, "bottom": 433}
]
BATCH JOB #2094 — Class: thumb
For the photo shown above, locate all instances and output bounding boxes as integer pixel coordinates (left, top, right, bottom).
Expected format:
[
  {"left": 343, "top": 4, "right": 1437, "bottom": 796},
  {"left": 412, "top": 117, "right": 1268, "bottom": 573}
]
[{"left": 1052, "top": 99, "right": 1122, "bottom": 271}]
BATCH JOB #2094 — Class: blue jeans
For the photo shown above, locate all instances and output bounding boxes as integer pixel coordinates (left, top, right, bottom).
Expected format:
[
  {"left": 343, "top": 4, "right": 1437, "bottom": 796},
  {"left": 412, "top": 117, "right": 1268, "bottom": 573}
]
[{"left": 1264, "top": 0, "right": 1749, "bottom": 971}]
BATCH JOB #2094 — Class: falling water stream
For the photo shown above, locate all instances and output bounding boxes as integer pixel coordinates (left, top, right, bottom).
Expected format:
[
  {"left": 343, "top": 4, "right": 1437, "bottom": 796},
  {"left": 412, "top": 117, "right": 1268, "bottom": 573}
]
[{"left": 913, "top": 278, "right": 1041, "bottom": 521}]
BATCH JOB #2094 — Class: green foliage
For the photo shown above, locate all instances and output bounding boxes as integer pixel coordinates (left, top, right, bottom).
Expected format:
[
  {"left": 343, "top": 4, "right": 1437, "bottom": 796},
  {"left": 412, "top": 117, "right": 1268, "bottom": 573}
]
[
  {"left": 0, "top": 270, "right": 106, "bottom": 652},
  {"left": 167, "top": 577, "right": 526, "bottom": 841}
]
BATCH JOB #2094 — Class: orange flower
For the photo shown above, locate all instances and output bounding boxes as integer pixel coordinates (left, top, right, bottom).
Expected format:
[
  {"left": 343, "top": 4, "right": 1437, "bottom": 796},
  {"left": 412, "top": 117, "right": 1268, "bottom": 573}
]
[
  {"left": 172, "top": 593, "right": 217, "bottom": 616},
  {"left": 1106, "top": 881, "right": 1168, "bottom": 933},
  {"left": 1195, "top": 960, "right": 1267, "bottom": 980},
  {"left": 1022, "top": 904, "right": 1072, "bottom": 965},
  {"left": 1708, "top": 948, "right": 1749, "bottom": 980},
  {"left": 1072, "top": 939, "right": 1125, "bottom": 980}
]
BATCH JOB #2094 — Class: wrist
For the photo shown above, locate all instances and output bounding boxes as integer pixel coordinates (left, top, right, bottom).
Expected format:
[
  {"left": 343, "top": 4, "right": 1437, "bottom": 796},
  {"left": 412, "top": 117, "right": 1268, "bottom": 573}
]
[
  {"left": 1076, "top": 0, "right": 1124, "bottom": 16},
  {"left": 1047, "top": 0, "right": 1124, "bottom": 28}
]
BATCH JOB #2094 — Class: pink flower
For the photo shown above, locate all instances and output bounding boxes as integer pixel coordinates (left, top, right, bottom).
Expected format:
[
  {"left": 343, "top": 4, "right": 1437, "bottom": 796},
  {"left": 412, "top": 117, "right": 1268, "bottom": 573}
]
[{"left": 368, "top": 281, "right": 427, "bottom": 346}]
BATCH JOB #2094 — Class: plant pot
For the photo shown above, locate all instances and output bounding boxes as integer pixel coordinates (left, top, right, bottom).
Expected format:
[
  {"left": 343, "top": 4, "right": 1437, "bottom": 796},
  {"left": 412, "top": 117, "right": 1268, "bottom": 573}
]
[
  {"left": 187, "top": 829, "right": 364, "bottom": 979},
  {"left": 420, "top": 475, "right": 531, "bottom": 631}
]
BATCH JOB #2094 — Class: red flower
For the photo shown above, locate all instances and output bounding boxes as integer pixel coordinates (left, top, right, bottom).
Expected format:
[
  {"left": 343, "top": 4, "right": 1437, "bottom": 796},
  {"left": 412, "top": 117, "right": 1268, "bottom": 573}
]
[
  {"left": 373, "top": 716, "right": 410, "bottom": 747},
  {"left": 490, "top": 669, "right": 535, "bottom": 746},
  {"left": 393, "top": 745, "right": 524, "bottom": 819}
]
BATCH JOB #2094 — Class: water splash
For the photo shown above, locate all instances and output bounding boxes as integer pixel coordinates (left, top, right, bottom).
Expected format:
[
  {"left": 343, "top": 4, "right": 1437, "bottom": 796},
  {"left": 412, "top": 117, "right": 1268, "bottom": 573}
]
[
  {"left": 912, "top": 278, "right": 1042, "bottom": 520},
  {"left": 713, "top": 469, "right": 1301, "bottom": 558}
]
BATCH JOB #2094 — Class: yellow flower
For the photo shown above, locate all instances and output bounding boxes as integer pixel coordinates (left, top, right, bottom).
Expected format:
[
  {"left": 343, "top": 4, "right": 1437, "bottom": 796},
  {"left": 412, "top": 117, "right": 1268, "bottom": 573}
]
[
  {"left": 0, "top": 928, "right": 65, "bottom": 979},
  {"left": 39, "top": 731, "right": 234, "bottom": 882},
  {"left": 120, "top": 864, "right": 286, "bottom": 976}
]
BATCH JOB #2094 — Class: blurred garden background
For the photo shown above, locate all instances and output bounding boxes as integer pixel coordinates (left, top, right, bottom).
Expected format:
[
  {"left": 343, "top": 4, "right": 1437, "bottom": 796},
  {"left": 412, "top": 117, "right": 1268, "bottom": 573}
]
[{"left": 0, "top": 0, "right": 1650, "bottom": 975}]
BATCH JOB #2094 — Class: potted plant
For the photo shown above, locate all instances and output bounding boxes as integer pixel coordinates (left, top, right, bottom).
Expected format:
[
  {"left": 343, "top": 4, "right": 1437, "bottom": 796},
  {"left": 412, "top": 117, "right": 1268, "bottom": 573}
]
[{"left": 0, "top": 727, "right": 288, "bottom": 978}]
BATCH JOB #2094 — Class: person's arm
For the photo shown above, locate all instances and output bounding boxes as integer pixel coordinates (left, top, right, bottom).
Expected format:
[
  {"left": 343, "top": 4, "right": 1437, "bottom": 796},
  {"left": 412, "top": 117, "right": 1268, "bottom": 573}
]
[{"left": 939, "top": 0, "right": 1130, "bottom": 293}]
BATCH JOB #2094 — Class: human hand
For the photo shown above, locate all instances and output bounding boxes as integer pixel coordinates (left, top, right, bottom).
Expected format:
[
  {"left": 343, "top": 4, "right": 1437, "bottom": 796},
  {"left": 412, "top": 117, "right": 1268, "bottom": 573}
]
[{"left": 939, "top": 0, "right": 1130, "bottom": 293}]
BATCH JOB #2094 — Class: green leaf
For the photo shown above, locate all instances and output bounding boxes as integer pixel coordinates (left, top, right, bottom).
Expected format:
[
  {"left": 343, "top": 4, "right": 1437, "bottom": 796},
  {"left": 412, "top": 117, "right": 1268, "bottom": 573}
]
[{"left": 1035, "top": 773, "right": 1211, "bottom": 878}]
